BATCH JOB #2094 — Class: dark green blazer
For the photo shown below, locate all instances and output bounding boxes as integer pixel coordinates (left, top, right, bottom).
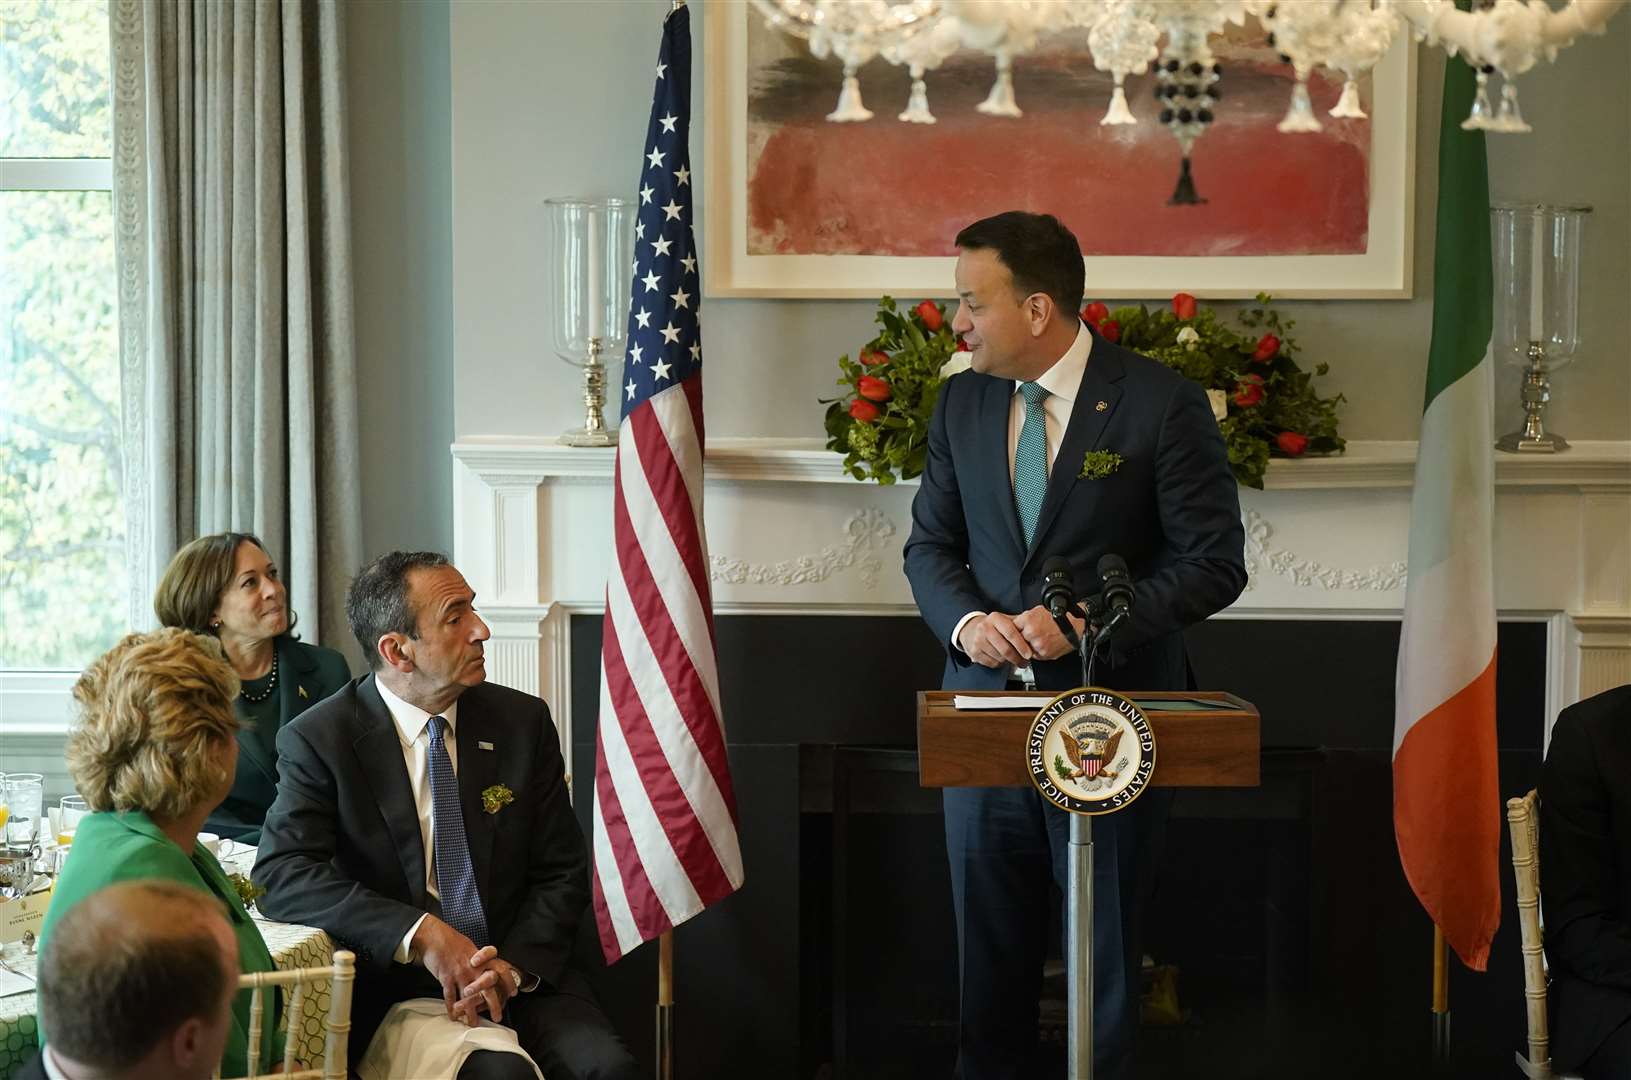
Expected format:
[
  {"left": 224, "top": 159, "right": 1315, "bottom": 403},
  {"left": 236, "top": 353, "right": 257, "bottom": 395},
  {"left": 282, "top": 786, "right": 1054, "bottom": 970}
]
[
  {"left": 37, "top": 810, "right": 279, "bottom": 1076},
  {"left": 208, "top": 637, "right": 349, "bottom": 846}
]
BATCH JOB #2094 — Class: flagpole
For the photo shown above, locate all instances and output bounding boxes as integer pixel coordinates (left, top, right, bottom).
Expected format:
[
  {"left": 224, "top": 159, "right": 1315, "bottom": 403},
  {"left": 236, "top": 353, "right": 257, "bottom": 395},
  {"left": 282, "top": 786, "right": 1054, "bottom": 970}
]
[
  {"left": 1432, "top": 925, "right": 1450, "bottom": 1068},
  {"left": 656, "top": 930, "right": 674, "bottom": 1080}
]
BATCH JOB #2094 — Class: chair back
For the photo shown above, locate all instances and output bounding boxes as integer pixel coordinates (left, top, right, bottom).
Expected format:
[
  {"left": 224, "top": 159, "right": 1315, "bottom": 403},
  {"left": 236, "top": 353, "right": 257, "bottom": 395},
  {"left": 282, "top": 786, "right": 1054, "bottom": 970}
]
[{"left": 216, "top": 948, "right": 355, "bottom": 1080}]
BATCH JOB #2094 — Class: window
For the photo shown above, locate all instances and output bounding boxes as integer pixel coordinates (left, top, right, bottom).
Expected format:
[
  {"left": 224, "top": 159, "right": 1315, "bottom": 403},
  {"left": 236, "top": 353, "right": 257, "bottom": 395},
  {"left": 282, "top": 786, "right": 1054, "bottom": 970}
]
[{"left": 0, "top": 0, "right": 124, "bottom": 690}]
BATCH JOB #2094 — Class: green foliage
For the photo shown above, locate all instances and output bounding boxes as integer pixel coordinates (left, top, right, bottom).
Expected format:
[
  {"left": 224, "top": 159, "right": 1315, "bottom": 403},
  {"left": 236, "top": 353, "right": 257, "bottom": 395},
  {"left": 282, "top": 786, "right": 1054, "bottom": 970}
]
[
  {"left": 1, "top": 1, "right": 125, "bottom": 669},
  {"left": 1077, "top": 450, "right": 1124, "bottom": 480},
  {"left": 820, "top": 292, "right": 1345, "bottom": 491},
  {"left": 228, "top": 872, "right": 266, "bottom": 913},
  {"left": 820, "top": 297, "right": 961, "bottom": 485},
  {"left": 1053, "top": 754, "right": 1073, "bottom": 783},
  {"left": 1101, "top": 292, "right": 1346, "bottom": 489}
]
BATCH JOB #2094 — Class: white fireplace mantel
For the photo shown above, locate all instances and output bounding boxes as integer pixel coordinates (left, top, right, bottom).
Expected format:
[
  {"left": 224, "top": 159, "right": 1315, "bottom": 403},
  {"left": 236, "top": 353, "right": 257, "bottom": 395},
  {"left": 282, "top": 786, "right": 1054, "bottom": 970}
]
[{"left": 452, "top": 437, "right": 1631, "bottom": 754}]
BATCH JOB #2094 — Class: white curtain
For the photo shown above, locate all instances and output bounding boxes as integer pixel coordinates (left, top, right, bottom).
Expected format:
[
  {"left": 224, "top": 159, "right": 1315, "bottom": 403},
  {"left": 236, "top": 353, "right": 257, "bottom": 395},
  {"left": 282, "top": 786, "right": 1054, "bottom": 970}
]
[{"left": 110, "top": 0, "right": 361, "bottom": 652}]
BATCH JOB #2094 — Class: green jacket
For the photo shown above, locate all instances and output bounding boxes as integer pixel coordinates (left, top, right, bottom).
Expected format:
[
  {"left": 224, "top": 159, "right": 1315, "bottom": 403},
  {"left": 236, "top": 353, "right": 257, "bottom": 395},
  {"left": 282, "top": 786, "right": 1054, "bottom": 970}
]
[
  {"left": 37, "top": 810, "right": 280, "bottom": 1076},
  {"left": 209, "top": 636, "right": 350, "bottom": 846}
]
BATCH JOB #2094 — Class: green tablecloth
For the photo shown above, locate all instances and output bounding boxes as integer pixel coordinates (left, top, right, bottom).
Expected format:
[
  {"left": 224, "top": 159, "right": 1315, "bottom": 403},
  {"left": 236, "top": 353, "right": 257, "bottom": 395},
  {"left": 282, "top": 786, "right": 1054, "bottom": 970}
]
[{"left": 0, "top": 916, "right": 334, "bottom": 1078}]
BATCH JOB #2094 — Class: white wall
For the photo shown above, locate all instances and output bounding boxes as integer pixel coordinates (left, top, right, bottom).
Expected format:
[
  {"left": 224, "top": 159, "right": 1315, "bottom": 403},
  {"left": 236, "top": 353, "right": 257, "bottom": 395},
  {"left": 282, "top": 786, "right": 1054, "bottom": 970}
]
[
  {"left": 449, "top": 0, "right": 1630, "bottom": 447},
  {"left": 350, "top": 0, "right": 456, "bottom": 560}
]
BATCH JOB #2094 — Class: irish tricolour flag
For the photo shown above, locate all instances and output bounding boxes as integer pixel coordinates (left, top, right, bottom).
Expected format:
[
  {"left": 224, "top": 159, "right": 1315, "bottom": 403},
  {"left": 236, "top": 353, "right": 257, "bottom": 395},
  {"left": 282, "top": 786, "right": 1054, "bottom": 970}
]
[{"left": 1392, "top": 53, "right": 1500, "bottom": 970}]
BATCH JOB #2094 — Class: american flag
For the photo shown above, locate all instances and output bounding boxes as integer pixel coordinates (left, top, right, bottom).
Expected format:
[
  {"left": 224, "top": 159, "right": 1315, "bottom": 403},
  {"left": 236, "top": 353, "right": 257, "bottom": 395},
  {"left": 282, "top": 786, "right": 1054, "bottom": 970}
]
[{"left": 591, "top": 1, "right": 744, "bottom": 965}]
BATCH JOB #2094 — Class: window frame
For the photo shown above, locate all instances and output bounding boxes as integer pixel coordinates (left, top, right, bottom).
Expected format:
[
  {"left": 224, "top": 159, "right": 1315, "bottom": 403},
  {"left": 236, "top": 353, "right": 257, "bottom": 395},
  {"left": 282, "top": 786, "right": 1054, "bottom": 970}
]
[{"left": 1, "top": 76, "right": 120, "bottom": 734}]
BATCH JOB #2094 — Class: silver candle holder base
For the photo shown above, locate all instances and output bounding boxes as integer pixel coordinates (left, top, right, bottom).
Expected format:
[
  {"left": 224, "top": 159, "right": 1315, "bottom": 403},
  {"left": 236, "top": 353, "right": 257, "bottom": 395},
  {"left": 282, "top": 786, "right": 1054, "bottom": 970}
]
[
  {"left": 1496, "top": 341, "right": 1568, "bottom": 454},
  {"left": 561, "top": 337, "right": 618, "bottom": 447}
]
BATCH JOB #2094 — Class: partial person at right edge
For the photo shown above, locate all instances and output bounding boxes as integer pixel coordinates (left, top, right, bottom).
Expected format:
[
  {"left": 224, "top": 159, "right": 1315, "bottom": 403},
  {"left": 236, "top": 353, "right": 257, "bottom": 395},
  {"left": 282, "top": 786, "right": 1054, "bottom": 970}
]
[
  {"left": 1540, "top": 683, "right": 1631, "bottom": 1080},
  {"left": 254, "top": 550, "right": 639, "bottom": 1080}
]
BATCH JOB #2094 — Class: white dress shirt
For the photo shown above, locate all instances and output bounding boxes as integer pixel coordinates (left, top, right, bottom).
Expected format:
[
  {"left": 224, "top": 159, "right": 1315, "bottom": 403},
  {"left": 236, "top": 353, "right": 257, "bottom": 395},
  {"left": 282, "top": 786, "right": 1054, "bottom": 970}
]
[
  {"left": 952, "top": 321, "right": 1093, "bottom": 672},
  {"left": 376, "top": 676, "right": 460, "bottom": 963},
  {"left": 40, "top": 1048, "right": 69, "bottom": 1080}
]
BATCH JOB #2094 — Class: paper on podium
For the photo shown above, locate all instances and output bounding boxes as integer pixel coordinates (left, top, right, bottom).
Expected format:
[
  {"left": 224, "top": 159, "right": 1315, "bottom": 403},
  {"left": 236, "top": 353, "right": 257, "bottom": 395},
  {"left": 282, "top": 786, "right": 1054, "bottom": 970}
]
[{"left": 952, "top": 694, "right": 1052, "bottom": 710}]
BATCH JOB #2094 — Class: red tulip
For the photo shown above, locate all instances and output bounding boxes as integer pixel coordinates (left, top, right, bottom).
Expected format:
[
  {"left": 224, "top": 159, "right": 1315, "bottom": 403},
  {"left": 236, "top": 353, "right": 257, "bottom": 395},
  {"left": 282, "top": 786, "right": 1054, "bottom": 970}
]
[
  {"left": 849, "top": 398, "right": 880, "bottom": 423},
  {"left": 1098, "top": 319, "right": 1121, "bottom": 343},
  {"left": 1082, "top": 301, "right": 1110, "bottom": 328},
  {"left": 1276, "top": 430, "right": 1308, "bottom": 456},
  {"left": 1232, "top": 374, "right": 1265, "bottom": 408},
  {"left": 860, "top": 348, "right": 889, "bottom": 367},
  {"left": 1252, "top": 333, "right": 1281, "bottom": 362},
  {"left": 915, "top": 300, "right": 944, "bottom": 332},
  {"left": 1172, "top": 292, "right": 1198, "bottom": 320},
  {"left": 858, "top": 375, "right": 893, "bottom": 402}
]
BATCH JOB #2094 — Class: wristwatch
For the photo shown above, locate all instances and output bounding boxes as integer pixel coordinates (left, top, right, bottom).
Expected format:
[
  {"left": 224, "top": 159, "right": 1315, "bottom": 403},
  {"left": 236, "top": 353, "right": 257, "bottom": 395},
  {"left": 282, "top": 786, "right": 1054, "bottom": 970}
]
[{"left": 508, "top": 967, "right": 523, "bottom": 992}]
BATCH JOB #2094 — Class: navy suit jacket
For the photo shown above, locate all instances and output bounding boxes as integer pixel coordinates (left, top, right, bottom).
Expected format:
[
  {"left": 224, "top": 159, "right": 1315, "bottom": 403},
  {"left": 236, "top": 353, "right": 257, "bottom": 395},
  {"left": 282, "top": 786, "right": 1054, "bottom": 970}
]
[
  {"left": 1540, "top": 684, "right": 1631, "bottom": 1071},
  {"left": 903, "top": 328, "right": 1246, "bottom": 693},
  {"left": 253, "top": 674, "right": 587, "bottom": 1067}
]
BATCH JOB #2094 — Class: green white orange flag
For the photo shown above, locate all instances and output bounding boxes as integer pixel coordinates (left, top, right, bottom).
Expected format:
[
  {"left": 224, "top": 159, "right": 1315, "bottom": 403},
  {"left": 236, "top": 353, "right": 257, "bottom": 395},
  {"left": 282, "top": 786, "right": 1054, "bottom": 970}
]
[{"left": 1392, "top": 52, "right": 1501, "bottom": 971}]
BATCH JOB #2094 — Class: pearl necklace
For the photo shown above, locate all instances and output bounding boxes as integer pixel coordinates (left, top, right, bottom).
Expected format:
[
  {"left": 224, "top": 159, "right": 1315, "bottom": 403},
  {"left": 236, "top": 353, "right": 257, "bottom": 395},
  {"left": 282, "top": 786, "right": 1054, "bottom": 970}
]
[{"left": 240, "top": 650, "right": 279, "bottom": 704}]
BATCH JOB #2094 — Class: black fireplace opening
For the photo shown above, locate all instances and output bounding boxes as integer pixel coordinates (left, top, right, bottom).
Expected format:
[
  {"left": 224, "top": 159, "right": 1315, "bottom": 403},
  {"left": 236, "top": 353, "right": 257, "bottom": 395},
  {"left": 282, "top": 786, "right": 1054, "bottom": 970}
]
[{"left": 567, "top": 614, "right": 1548, "bottom": 1080}]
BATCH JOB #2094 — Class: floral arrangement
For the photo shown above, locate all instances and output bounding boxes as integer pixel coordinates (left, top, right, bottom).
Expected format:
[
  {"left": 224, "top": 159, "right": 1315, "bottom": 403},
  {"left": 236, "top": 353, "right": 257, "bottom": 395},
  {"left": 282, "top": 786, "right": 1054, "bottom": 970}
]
[
  {"left": 1081, "top": 292, "right": 1345, "bottom": 488},
  {"left": 823, "top": 292, "right": 1343, "bottom": 490},
  {"left": 821, "top": 297, "right": 963, "bottom": 485}
]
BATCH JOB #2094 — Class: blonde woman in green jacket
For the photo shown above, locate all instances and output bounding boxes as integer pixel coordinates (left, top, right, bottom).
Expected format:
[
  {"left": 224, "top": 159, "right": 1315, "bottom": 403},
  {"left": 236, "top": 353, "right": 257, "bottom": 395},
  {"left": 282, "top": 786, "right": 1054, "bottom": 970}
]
[{"left": 38, "top": 628, "right": 280, "bottom": 1077}]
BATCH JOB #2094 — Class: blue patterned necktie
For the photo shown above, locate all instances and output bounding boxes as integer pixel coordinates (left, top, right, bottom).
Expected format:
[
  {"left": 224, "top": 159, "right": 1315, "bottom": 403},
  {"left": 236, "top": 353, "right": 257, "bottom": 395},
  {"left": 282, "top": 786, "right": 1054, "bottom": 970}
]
[
  {"left": 426, "top": 716, "right": 489, "bottom": 947},
  {"left": 1014, "top": 381, "right": 1050, "bottom": 546}
]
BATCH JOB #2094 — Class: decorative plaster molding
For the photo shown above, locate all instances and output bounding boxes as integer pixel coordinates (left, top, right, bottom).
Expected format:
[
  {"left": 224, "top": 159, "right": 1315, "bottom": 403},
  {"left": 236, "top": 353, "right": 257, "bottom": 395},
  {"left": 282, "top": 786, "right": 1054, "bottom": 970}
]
[
  {"left": 452, "top": 438, "right": 1631, "bottom": 491},
  {"left": 1242, "top": 509, "right": 1408, "bottom": 592},
  {"left": 709, "top": 508, "right": 897, "bottom": 589}
]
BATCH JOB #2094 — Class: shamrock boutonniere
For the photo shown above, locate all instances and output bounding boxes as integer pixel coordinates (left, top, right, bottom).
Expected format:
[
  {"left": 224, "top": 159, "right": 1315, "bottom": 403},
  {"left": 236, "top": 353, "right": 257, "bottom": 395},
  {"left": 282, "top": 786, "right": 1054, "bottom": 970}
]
[
  {"left": 1079, "top": 450, "right": 1124, "bottom": 480},
  {"left": 480, "top": 784, "right": 514, "bottom": 815}
]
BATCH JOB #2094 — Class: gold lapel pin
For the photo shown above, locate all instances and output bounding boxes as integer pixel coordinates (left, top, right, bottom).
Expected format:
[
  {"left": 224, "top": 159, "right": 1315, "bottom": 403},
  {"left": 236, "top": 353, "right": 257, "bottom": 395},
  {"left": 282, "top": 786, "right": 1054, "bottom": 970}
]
[
  {"left": 298, "top": 685, "right": 308, "bottom": 699},
  {"left": 1095, "top": 400, "right": 1108, "bottom": 412}
]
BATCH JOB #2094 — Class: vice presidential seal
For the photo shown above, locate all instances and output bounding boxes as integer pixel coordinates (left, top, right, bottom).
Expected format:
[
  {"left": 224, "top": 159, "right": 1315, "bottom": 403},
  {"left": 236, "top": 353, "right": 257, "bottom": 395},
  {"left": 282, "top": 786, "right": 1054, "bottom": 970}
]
[{"left": 1026, "top": 688, "right": 1156, "bottom": 815}]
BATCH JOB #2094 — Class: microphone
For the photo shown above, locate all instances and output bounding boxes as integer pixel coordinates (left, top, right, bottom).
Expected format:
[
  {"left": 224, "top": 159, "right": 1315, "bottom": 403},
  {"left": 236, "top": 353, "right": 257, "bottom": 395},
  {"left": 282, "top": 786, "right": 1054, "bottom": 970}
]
[
  {"left": 1093, "top": 553, "right": 1135, "bottom": 647},
  {"left": 1097, "top": 554, "right": 1134, "bottom": 619},
  {"left": 1041, "top": 556, "right": 1077, "bottom": 620}
]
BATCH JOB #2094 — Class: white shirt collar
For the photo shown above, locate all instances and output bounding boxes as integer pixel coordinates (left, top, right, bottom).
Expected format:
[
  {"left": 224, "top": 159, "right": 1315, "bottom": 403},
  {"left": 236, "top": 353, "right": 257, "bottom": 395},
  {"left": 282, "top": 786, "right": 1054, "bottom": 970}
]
[
  {"left": 374, "top": 674, "right": 458, "bottom": 749},
  {"left": 41, "top": 1048, "right": 71, "bottom": 1080},
  {"left": 1014, "top": 319, "right": 1092, "bottom": 404}
]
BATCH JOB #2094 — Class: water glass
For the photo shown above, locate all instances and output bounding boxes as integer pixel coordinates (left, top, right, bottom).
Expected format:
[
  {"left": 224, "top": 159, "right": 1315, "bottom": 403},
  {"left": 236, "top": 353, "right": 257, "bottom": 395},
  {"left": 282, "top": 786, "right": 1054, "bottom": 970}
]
[{"left": 2, "top": 774, "right": 43, "bottom": 850}]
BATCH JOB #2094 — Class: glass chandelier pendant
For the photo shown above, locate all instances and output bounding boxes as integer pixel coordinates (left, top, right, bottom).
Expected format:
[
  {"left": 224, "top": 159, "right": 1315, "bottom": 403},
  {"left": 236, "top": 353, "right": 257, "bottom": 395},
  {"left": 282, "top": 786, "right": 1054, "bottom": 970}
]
[{"left": 1156, "top": 51, "right": 1220, "bottom": 206}]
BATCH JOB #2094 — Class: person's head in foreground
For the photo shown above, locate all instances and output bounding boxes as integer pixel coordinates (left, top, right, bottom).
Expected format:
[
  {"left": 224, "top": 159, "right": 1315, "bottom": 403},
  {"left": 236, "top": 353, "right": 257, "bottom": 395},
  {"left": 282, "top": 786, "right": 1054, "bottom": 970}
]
[{"left": 36, "top": 879, "right": 239, "bottom": 1080}]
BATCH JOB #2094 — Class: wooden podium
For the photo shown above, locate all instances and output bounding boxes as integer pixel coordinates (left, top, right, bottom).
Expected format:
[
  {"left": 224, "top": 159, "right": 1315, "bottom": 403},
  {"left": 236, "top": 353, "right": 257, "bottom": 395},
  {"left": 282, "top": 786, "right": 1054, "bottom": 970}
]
[
  {"left": 916, "top": 689, "right": 1261, "bottom": 789},
  {"left": 915, "top": 688, "right": 1261, "bottom": 1080}
]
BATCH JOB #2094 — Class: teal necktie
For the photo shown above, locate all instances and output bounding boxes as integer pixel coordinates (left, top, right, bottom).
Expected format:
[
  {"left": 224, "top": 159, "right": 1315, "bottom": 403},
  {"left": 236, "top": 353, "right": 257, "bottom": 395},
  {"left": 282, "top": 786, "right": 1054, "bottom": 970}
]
[{"left": 1014, "top": 381, "right": 1049, "bottom": 546}]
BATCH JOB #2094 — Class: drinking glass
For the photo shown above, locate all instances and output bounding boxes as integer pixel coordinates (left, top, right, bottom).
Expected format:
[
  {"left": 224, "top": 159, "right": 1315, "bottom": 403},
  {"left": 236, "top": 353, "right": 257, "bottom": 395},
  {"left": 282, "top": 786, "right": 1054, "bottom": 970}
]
[
  {"left": 2, "top": 774, "right": 43, "bottom": 849},
  {"left": 55, "top": 796, "right": 87, "bottom": 848}
]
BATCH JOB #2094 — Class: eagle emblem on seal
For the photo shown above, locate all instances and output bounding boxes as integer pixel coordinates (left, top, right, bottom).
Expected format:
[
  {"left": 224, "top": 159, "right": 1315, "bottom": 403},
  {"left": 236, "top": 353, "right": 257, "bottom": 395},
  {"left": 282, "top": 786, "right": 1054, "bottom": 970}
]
[{"left": 1060, "top": 724, "right": 1124, "bottom": 781}]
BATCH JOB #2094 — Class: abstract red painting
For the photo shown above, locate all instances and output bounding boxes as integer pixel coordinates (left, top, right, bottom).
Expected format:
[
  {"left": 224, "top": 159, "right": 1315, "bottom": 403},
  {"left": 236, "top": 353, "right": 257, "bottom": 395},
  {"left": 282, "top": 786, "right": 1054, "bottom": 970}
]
[{"left": 705, "top": 9, "right": 1415, "bottom": 298}]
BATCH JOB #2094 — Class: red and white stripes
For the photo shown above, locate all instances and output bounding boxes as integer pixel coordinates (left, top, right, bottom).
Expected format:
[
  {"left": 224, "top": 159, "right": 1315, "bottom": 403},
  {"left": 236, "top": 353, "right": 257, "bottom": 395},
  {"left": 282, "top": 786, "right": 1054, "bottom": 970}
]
[{"left": 592, "top": 380, "right": 743, "bottom": 962}]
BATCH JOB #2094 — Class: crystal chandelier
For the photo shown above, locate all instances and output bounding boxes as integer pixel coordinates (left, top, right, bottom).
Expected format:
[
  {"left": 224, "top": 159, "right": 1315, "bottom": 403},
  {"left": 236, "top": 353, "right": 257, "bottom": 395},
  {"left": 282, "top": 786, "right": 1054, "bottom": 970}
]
[{"left": 748, "top": 0, "right": 1626, "bottom": 203}]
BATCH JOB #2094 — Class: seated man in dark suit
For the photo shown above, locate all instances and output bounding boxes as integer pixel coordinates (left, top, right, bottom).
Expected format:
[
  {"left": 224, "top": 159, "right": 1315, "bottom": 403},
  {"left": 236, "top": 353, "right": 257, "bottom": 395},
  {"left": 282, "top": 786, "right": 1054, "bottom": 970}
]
[
  {"left": 26, "top": 880, "right": 240, "bottom": 1080},
  {"left": 254, "top": 550, "right": 638, "bottom": 1080},
  {"left": 1541, "top": 682, "right": 1631, "bottom": 1080}
]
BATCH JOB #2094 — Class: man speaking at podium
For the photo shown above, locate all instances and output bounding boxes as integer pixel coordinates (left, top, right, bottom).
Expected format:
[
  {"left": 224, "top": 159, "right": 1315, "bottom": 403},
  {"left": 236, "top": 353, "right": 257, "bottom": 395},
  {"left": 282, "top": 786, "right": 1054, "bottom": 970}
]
[{"left": 903, "top": 211, "right": 1246, "bottom": 1078}]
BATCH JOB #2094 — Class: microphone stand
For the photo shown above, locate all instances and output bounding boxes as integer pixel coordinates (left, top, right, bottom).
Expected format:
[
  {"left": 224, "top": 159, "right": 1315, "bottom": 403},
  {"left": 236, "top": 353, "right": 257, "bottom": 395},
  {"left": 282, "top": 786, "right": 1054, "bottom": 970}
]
[
  {"left": 1070, "top": 615, "right": 1099, "bottom": 1080},
  {"left": 1067, "top": 594, "right": 1125, "bottom": 1080}
]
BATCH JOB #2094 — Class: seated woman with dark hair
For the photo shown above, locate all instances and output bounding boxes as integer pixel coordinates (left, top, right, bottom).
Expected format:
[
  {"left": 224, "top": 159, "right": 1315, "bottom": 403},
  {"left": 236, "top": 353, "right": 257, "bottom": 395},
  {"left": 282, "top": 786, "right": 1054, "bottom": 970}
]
[
  {"left": 155, "top": 532, "right": 350, "bottom": 844},
  {"left": 38, "top": 628, "right": 282, "bottom": 1077}
]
